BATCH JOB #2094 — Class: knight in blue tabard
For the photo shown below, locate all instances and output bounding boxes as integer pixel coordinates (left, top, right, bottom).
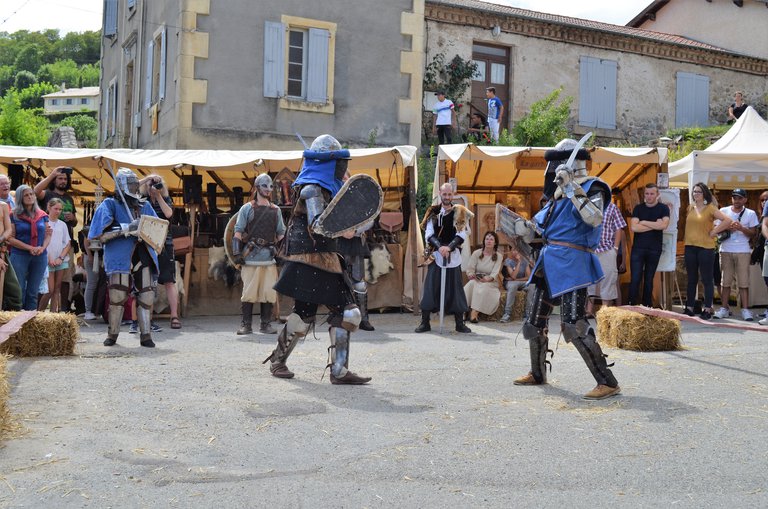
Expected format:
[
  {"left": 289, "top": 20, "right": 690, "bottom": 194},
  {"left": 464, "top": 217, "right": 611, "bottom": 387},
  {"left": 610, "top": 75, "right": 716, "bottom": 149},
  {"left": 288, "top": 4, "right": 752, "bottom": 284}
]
[
  {"left": 263, "top": 134, "right": 374, "bottom": 385},
  {"left": 89, "top": 168, "right": 159, "bottom": 348},
  {"left": 513, "top": 138, "right": 621, "bottom": 400}
]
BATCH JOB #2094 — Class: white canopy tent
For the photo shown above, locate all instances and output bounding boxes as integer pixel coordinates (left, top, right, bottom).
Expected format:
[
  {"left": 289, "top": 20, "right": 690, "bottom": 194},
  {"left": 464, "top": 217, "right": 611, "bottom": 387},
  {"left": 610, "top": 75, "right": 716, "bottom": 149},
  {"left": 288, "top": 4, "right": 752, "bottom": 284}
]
[
  {"left": 669, "top": 106, "right": 768, "bottom": 191},
  {"left": 0, "top": 144, "right": 423, "bottom": 314}
]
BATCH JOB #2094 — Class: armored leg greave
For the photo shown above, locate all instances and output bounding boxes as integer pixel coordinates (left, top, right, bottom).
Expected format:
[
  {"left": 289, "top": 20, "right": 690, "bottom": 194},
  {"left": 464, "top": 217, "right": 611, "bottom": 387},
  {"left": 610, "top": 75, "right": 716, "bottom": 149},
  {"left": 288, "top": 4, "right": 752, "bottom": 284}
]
[
  {"left": 134, "top": 265, "right": 156, "bottom": 347},
  {"left": 356, "top": 291, "right": 374, "bottom": 331},
  {"left": 515, "top": 284, "right": 554, "bottom": 385},
  {"left": 328, "top": 327, "right": 351, "bottom": 377},
  {"left": 570, "top": 330, "right": 619, "bottom": 388},
  {"left": 262, "top": 312, "right": 311, "bottom": 377},
  {"left": 105, "top": 273, "right": 130, "bottom": 345}
]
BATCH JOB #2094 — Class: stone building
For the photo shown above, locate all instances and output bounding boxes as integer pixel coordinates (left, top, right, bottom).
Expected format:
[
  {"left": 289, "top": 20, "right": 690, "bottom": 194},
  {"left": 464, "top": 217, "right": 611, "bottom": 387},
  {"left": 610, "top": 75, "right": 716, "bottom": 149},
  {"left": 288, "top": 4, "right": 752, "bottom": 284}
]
[
  {"left": 424, "top": 0, "right": 768, "bottom": 143},
  {"left": 98, "top": 0, "right": 425, "bottom": 149}
]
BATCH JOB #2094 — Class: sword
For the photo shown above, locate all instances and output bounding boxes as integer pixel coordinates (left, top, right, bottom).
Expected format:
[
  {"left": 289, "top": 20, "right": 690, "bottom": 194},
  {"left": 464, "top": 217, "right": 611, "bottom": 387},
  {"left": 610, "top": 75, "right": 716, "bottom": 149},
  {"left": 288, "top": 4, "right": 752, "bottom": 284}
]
[
  {"left": 564, "top": 131, "right": 592, "bottom": 172},
  {"left": 438, "top": 251, "right": 447, "bottom": 335},
  {"left": 295, "top": 132, "right": 310, "bottom": 150}
]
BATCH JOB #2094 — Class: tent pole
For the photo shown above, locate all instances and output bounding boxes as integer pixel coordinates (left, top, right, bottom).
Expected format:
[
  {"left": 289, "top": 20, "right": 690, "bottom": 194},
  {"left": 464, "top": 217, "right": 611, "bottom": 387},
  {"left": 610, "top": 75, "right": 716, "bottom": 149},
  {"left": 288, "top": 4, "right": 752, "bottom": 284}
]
[
  {"left": 182, "top": 202, "right": 197, "bottom": 315},
  {"left": 407, "top": 164, "right": 420, "bottom": 315}
]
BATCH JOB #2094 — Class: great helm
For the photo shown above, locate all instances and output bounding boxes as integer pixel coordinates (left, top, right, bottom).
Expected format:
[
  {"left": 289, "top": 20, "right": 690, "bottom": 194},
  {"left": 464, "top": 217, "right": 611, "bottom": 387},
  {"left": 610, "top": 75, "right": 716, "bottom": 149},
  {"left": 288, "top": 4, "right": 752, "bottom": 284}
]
[
  {"left": 310, "top": 134, "right": 343, "bottom": 153},
  {"left": 115, "top": 167, "right": 141, "bottom": 201}
]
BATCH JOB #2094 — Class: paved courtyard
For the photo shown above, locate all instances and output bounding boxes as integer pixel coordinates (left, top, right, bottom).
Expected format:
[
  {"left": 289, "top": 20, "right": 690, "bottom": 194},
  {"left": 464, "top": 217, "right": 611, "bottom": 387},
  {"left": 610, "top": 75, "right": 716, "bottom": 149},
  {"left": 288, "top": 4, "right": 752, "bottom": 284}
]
[{"left": 1, "top": 311, "right": 766, "bottom": 508}]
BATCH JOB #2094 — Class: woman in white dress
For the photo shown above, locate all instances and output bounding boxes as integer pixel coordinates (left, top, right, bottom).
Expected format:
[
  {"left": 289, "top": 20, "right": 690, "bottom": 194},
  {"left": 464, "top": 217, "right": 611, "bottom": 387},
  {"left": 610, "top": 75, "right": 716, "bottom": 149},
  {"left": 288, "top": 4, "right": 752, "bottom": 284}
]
[{"left": 464, "top": 231, "right": 503, "bottom": 322}]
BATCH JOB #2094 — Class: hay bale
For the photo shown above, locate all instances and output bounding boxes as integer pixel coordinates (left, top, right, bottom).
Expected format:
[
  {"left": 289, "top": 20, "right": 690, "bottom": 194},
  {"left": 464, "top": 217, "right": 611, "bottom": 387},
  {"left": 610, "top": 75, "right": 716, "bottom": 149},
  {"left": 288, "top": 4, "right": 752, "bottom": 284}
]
[
  {"left": 0, "top": 311, "right": 78, "bottom": 357},
  {"left": 484, "top": 290, "right": 527, "bottom": 322},
  {"left": 0, "top": 354, "right": 10, "bottom": 438},
  {"left": 596, "top": 307, "right": 681, "bottom": 351}
]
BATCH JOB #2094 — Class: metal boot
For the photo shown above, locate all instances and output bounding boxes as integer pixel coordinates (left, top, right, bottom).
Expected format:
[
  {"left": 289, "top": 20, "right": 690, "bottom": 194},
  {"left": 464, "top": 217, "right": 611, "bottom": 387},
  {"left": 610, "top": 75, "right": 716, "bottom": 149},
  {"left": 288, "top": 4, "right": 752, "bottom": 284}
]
[{"left": 237, "top": 302, "right": 253, "bottom": 335}]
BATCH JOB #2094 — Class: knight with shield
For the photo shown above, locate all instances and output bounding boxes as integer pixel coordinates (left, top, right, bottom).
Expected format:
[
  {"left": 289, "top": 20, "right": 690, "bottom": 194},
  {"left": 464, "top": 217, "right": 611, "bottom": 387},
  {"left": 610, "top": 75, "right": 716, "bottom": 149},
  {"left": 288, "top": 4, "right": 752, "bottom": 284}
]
[
  {"left": 500, "top": 135, "right": 621, "bottom": 400},
  {"left": 88, "top": 168, "right": 168, "bottom": 348},
  {"left": 262, "top": 134, "right": 383, "bottom": 385}
]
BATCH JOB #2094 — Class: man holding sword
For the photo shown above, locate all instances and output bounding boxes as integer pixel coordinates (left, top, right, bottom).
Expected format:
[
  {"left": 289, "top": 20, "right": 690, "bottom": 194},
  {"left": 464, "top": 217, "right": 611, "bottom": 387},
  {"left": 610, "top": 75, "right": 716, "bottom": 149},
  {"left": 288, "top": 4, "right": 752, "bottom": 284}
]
[{"left": 415, "top": 182, "right": 473, "bottom": 334}]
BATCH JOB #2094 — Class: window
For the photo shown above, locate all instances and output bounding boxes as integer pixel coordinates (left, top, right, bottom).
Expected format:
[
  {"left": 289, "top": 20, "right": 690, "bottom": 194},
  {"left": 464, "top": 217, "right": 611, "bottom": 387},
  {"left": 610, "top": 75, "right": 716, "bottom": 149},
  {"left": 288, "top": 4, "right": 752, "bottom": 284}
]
[
  {"left": 263, "top": 17, "right": 335, "bottom": 113},
  {"left": 676, "top": 72, "right": 709, "bottom": 128},
  {"left": 104, "top": 78, "right": 118, "bottom": 140},
  {"left": 144, "top": 26, "right": 167, "bottom": 110},
  {"left": 66, "top": 98, "right": 73, "bottom": 105},
  {"left": 81, "top": 98, "right": 89, "bottom": 105},
  {"left": 578, "top": 56, "right": 617, "bottom": 129},
  {"left": 490, "top": 63, "right": 506, "bottom": 85},
  {"left": 51, "top": 99, "right": 59, "bottom": 106},
  {"left": 104, "top": 0, "right": 118, "bottom": 38},
  {"left": 472, "top": 60, "right": 486, "bottom": 82}
]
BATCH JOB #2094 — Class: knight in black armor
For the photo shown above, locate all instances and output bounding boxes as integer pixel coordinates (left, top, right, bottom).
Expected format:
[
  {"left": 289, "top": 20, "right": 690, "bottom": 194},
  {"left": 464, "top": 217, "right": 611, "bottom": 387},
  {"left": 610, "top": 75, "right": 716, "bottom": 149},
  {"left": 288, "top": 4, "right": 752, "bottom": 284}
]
[
  {"left": 512, "top": 137, "right": 621, "bottom": 400},
  {"left": 263, "top": 134, "right": 372, "bottom": 385},
  {"left": 88, "top": 168, "right": 160, "bottom": 348},
  {"left": 415, "top": 182, "right": 473, "bottom": 333},
  {"left": 232, "top": 173, "right": 285, "bottom": 335}
]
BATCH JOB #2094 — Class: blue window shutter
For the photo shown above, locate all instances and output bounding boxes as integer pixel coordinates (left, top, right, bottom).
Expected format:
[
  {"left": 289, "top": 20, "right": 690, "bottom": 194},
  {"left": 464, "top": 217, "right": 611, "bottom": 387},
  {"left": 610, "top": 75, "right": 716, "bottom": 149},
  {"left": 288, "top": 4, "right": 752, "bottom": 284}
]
[
  {"left": 306, "top": 28, "right": 329, "bottom": 103},
  {"left": 263, "top": 21, "right": 285, "bottom": 98},
  {"left": 159, "top": 27, "right": 167, "bottom": 101},
  {"left": 111, "top": 84, "right": 118, "bottom": 136},
  {"left": 676, "top": 72, "right": 709, "bottom": 128},
  {"left": 103, "top": 85, "right": 110, "bottom": 140},
  {"left": 144, "top": 39, "right": 154, "bottom": 109},
  {"left": 127, "top": 0, "right": 136, "bottom": 9},
  {"left": 597, "top": 59, "right": 617, "bottom": 129},
  {"left": 693, "top": 74, "right": 709, "bottom": 127},
  {"left": 104, "top": 0, "right": 118, "bottom": 37},
  {"left": 579, "top": 56, "right": 597, "bottom": 127}
]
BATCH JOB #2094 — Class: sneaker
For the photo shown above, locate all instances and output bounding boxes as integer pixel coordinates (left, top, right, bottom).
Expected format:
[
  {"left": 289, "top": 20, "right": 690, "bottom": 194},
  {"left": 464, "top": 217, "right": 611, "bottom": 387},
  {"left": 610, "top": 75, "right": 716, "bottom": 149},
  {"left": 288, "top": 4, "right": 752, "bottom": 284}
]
[
  {"left": 84, "top": 312, "right": 97, "bottom": 321},
  {"left": 759, "top": 317, "right": 768, "bottom": 326},
  {"left": 700, "top": 310, "right": 712, "bottom": 320},
  {"left": 128, "top": 321, "right": 138, "bottom": 334},
  {"left": 741, "top": 309, "right": 754, "bottom": 322},
  {"left": 682, "top": 308, "right": 695, "bottom": 317},
  {"left": 713, "top": 307, "right": 731, "bottom": 319},
  {"left": 499, "top": 313, "right": 511, "bottom": 323},
  {"left": 151, "top": 322, "right": 163, "bottom": 333}
]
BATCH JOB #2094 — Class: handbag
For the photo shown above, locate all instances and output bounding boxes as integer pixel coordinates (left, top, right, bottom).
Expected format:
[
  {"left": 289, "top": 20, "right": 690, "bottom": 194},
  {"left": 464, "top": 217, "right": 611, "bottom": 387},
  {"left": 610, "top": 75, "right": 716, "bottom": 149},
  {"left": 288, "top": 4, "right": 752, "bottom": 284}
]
[
  {"left": 717, "top": 209, "right": 744, "bottom": 243},
  {"left": 378, "top": 212, "right": 404, "bottom": 233},
  {"left": 173, "top": 235, "right": 192, "bottom": 257}
]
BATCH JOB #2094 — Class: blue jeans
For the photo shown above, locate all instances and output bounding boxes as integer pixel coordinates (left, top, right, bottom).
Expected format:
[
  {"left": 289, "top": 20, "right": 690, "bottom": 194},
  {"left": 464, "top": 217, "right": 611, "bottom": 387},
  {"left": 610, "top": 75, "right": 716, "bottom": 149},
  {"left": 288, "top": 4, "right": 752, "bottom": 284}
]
[
  {"left": 685, "top": 245, "right": 715, "bottom": 310},
  {"left": 628, "top": 247, "right": 661, "bottom": 307},
  {"left": 10, "top": 250, "right": 48, "bottom": 310}
]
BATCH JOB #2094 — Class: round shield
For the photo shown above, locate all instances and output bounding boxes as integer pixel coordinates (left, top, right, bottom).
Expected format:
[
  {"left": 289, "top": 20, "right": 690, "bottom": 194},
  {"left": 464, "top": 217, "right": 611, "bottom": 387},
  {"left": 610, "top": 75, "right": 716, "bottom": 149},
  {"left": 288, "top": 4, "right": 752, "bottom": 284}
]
[{"left": 223, "top": 213, "right": 240, "bottom": 269}]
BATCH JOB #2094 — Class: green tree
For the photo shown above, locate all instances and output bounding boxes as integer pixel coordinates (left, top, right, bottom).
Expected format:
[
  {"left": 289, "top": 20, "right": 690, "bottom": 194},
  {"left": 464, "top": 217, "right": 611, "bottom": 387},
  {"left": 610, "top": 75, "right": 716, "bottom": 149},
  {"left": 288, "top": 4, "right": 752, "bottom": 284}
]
[
  {"left": 0, "top": 90, "right": 51, "bottom": 146},
  {"left": 18, "top": 82, "right": 57, "bottom": 109},
  {"left": 56, "top": 31, "right": 101, "bottom": 65},
  {"left": 37, "top": 59, "right": 80, "bottom": 88},
  {"left": 13, "top": 44, "right": 42, "bottom": 74},
  {"left": 60, "top": 114, "right": 98, "bottom": 147},
  {"left": 0, "top": 65, "right": 14, "bottom": 93},
  {"left": 13, "top": 70, "right": 37, "bottom": 90},
  {"left": 511, "top": 87, "right": 573, "bottom": 146},
  {"left": 78, "top": 63, "right": 100, "bottom": 87}
]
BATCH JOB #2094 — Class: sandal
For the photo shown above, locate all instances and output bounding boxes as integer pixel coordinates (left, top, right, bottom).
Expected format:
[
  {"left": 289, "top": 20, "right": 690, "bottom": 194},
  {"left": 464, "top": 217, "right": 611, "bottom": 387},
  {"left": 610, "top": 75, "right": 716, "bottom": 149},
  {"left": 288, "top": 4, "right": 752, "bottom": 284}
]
[{"left": 170, "top": 317, "right": 182, "bottom": 329}]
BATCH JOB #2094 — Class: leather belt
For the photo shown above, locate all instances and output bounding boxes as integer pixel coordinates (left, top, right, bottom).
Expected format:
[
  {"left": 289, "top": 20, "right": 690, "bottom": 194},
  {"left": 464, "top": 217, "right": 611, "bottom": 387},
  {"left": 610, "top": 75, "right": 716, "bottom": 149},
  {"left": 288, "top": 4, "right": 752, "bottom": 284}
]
[{"left": 547, "top": 240, "right": 594, "bottom": 253}]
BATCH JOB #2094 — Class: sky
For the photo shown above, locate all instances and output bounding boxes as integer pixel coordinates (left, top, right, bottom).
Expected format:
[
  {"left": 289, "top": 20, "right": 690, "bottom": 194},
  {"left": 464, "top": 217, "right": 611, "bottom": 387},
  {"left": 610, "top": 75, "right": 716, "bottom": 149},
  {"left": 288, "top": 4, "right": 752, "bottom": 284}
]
[{"left": 0, "top": 0, "right": 652, "bottom": 34}]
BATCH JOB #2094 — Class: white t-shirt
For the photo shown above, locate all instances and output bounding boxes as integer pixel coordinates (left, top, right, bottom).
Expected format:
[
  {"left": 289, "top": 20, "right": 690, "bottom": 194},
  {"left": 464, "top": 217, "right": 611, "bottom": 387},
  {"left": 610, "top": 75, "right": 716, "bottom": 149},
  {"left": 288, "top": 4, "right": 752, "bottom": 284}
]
[
  {"left": 432, "top": 99, "right": 454, "bottom": 126},
  {"left": 48, "top": 218, "right": 71, "bottom": 262},
  {"left": 718, "top": 206, "right": 758, "bottom": 253}
]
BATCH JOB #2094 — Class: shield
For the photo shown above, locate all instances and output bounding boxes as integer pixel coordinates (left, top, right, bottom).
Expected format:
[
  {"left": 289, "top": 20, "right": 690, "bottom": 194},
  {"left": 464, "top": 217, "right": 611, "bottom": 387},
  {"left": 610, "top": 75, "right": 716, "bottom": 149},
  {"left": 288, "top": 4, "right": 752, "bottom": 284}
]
[
  {"left": 223, "top": 213, "right": 240, "bottom": 268},
  {"left": 495, "top": 204, "right": 534, "bottom": 262},
  {"left": 313, "top": 174, "right": 383, "bottom": 238},
  {"left": 137, "top": 215, "right": 169, "bottom": 253}
]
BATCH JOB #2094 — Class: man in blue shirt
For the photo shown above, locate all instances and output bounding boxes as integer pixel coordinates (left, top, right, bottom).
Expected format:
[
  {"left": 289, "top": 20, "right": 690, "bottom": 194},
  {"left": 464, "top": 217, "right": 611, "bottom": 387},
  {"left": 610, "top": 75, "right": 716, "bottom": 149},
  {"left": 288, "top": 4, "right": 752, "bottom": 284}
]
[{"left": 486, "top": 87, "right": 504, "bottom": 142}]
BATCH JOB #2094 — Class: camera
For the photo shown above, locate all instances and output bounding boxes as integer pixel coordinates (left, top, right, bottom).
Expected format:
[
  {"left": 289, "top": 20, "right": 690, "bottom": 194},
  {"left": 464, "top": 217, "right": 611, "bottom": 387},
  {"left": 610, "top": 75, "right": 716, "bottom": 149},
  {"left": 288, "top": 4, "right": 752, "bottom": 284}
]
[
  {"left": 153, "top": 181, "right": 164, "bottom": 190},
  {"left": 60, "top": 167, "right": 73, "bottom": 175}
]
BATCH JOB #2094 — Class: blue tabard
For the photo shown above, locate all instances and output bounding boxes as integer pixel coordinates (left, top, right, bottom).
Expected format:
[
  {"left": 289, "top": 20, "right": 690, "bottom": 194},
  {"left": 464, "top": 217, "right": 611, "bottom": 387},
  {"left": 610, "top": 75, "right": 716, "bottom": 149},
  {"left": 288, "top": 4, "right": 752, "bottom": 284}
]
[
  {"left": 530, "top": 178, "right": 605, "bottom": 297},
  {"left": 88, "top": 198, "right": 159, "bottom": 275}
]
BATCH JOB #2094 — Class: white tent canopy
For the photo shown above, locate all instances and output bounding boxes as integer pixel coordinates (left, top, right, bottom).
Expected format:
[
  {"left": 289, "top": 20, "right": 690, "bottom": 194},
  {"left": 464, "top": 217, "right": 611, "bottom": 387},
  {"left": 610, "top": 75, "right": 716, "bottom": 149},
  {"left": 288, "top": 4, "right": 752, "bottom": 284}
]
[
  {"left": 668, "top": 106, "right": 768, "bottom": 190},
  {"left": 0, "top": 145, "right": 418, "bottom": 198}
]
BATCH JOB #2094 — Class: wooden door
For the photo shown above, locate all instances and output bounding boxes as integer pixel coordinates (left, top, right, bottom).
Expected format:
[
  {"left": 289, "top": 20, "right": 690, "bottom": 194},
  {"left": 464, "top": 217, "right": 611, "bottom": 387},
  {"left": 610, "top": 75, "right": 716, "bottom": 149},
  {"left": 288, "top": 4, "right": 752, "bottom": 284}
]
[{"left": 470, "top": 43, "right": 510, "bottom": 131}]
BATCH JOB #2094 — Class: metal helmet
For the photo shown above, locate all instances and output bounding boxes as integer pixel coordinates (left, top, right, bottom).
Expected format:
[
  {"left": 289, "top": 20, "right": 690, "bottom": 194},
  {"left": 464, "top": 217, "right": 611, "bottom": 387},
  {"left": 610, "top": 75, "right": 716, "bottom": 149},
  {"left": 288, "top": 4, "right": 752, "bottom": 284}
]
[
  {"left": 115, "top": 167, "right": 141, "bottom": 201},
  {"left": 254, "top": 172, "right": 273, "bottom": 189},
  {"left": 310, "top": 134, "right": 343, "bottom": 153},
  {"left": 549, "top": 137, "right": 588, "bottom": 175}
]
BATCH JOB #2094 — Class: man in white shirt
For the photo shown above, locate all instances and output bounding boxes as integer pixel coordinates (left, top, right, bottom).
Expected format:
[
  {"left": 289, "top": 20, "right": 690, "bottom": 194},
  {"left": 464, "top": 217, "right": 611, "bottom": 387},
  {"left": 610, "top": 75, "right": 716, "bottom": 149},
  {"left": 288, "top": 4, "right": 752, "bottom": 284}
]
[
  {"left": 714, "top": 188, "right": 759, "bottom": 321},
  {"left": 431, "top": 91, "right": 456, "bottom": 145},
  {"left": 0, "top": 175, "right": 15, "bottom": 209}
]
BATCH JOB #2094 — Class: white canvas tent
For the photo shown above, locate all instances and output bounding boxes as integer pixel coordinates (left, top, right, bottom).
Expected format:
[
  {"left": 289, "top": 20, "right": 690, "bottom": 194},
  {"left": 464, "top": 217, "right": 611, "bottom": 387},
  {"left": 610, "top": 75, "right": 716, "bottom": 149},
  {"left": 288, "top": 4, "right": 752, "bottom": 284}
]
[
  {"left": 0, "top": 144, "right": 423, "bottom": 314},
  {"left": 669, "top": 106, "right": 768, "bottom": 190}
]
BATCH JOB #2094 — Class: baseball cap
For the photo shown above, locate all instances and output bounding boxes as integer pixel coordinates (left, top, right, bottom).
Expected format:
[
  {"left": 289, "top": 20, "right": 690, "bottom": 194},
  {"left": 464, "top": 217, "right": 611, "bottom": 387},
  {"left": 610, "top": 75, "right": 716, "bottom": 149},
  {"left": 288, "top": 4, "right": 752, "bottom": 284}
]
[
  {"left": 731, "top": 188, "right": 747, "bottom": 198},
  {"left": 434, "top": 90, "right": 445, "bottom": 96}
]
